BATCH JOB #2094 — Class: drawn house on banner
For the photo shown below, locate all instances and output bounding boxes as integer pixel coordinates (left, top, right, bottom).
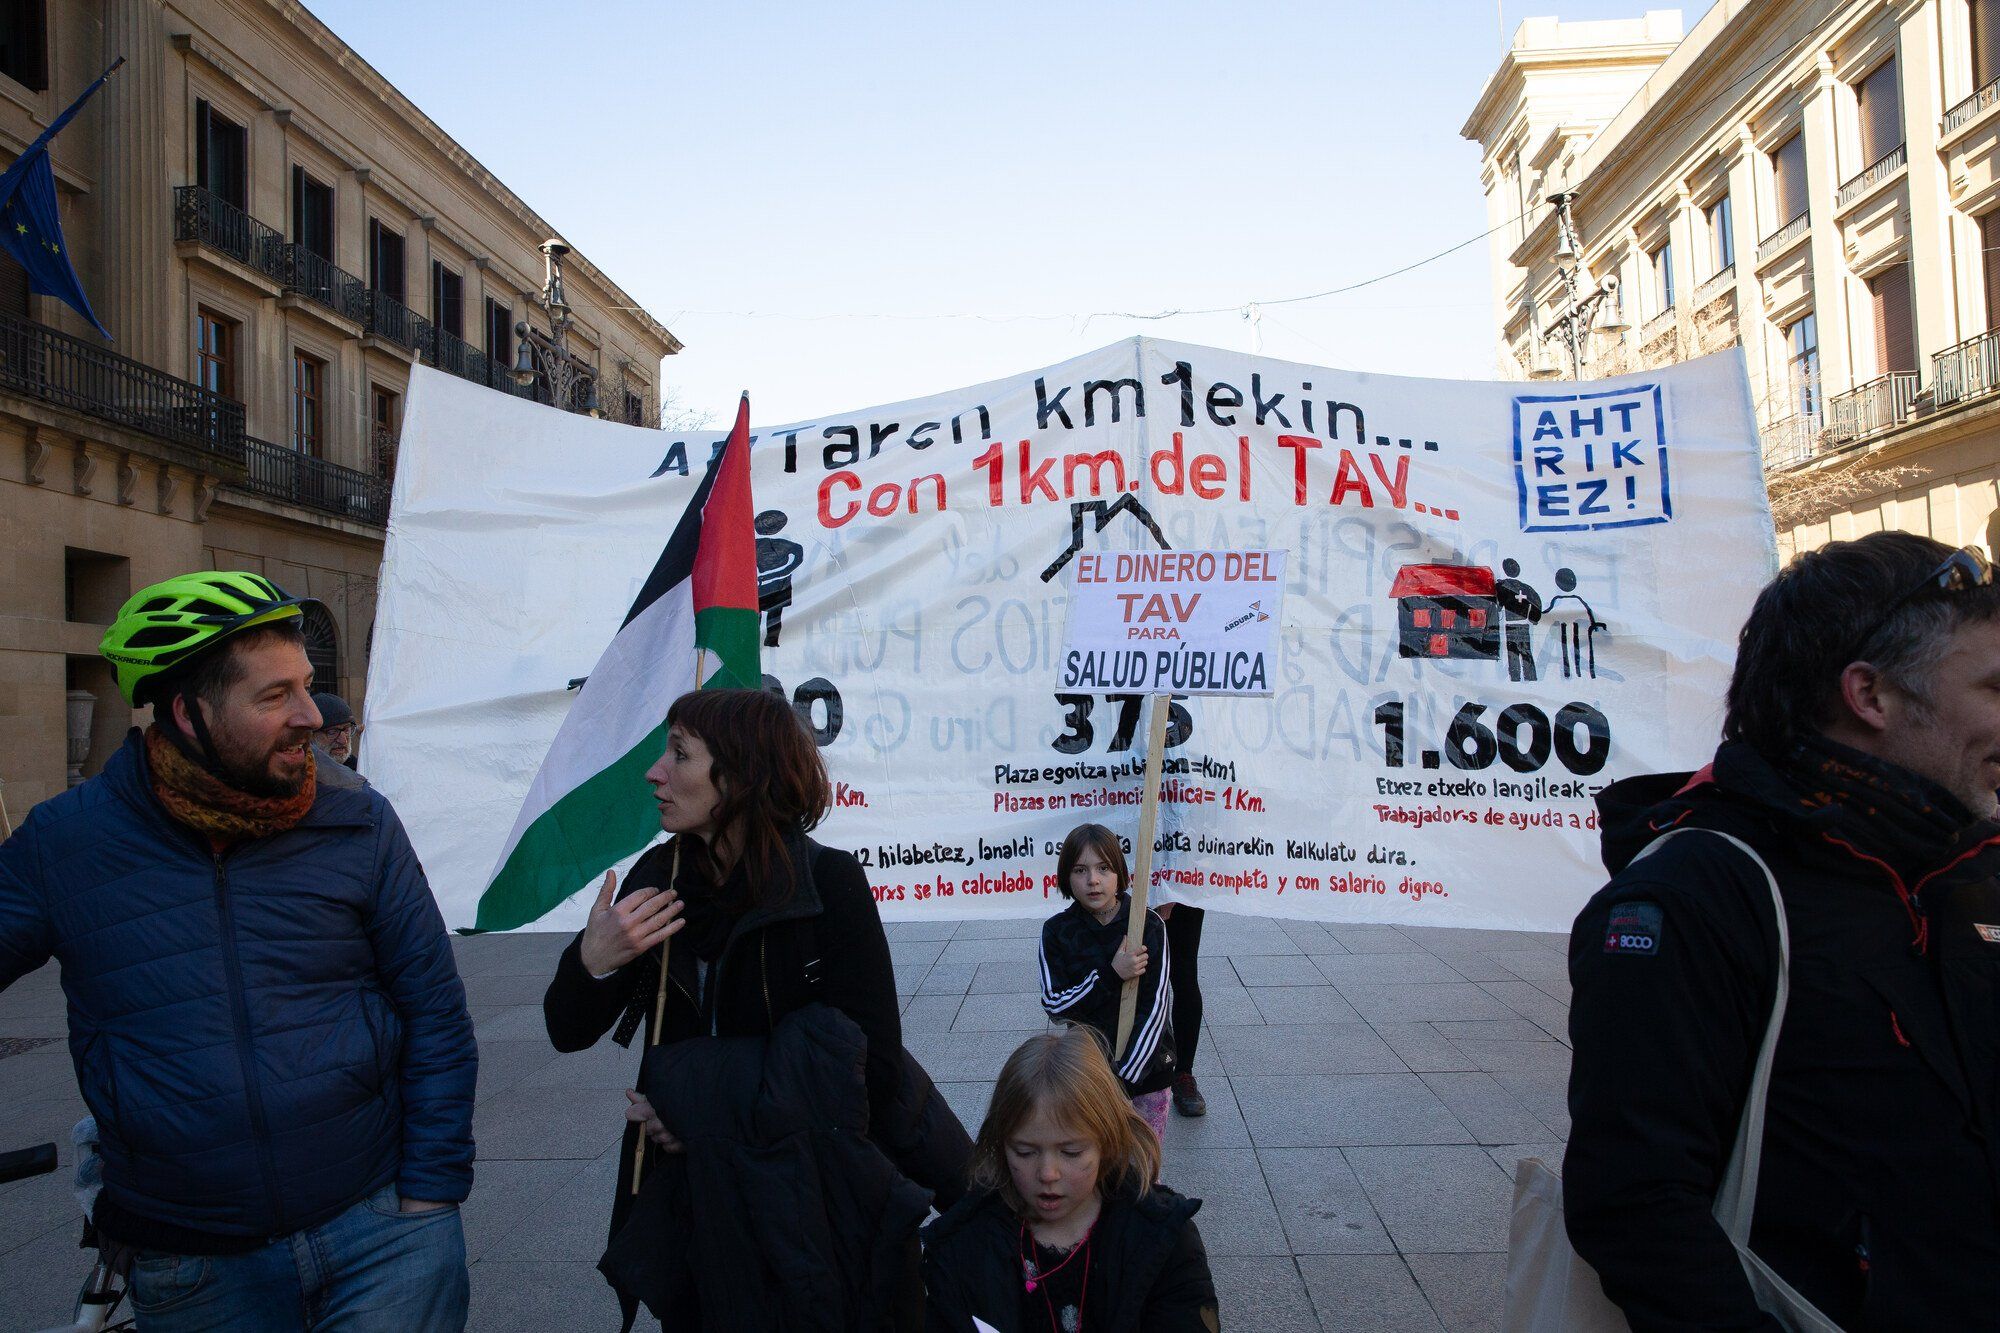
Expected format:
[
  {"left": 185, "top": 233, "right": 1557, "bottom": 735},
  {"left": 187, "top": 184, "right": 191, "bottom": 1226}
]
[{"left": 1390, "top": 564, "right": 1500, "bottom": 661}]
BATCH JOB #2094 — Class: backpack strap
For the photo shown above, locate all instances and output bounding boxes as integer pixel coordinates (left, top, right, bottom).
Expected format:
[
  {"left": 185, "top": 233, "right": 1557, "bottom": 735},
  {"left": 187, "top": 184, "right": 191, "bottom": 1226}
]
[{"left": 1628, "top": 825, "right": 1789, "bottom": 1247}]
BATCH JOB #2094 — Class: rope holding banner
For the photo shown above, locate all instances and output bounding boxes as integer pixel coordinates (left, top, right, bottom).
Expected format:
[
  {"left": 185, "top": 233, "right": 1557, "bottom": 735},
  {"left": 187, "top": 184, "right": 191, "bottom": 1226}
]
[{"left": 1114, "top": 696, "right": 1172, "bottom": 1064}]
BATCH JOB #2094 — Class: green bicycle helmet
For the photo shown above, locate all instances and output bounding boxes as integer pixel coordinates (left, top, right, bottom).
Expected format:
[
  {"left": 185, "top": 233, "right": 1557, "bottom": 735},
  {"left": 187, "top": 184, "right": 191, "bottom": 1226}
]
[{"left": 101, "top": 571, "right": 321, "bottom": 707}]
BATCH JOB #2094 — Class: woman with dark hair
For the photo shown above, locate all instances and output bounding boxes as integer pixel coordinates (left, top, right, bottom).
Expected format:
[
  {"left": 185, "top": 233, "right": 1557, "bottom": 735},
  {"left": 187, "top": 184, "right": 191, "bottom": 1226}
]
[{"left": 542, "top": 688, "right": 966, "bottom": 1328}]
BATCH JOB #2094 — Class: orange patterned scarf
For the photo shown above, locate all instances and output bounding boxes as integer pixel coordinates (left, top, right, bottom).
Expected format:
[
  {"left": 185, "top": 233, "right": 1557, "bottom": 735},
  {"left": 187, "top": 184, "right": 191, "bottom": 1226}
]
[{"left": 146, "top": 725, "right": 316, "bottom": 846}]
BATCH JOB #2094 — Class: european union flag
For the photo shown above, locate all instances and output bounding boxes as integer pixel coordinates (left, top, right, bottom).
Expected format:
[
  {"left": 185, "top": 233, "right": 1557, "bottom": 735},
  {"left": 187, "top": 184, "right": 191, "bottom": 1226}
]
[{"left": 0, "top": 59, "right": 122, "bottom": 340}]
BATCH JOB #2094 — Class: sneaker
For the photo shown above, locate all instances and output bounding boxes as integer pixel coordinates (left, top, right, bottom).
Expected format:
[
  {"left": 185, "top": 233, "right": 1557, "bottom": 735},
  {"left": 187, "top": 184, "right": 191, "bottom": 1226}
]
[{"left": 1171, "top": 1073, "right": 1207, "bottom": 1118}]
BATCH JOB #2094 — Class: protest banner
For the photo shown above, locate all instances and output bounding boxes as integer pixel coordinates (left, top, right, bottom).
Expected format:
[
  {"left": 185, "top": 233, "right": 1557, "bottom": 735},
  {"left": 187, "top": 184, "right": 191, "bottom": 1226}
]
[{"left": 365, "top": 337, "right": 1772, "bottom": 933}]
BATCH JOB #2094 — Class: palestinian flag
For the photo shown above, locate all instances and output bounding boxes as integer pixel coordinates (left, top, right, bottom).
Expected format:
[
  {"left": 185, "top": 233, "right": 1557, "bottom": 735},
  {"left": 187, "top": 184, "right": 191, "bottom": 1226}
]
[{"left": 474, "top": 395, "right": 760, "bottom": 931}]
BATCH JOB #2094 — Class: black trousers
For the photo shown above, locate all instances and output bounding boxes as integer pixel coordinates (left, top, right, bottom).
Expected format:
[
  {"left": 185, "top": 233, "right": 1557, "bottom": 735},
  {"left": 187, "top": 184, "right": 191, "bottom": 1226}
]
[{"left": 1164, "top": 903, "right": 1204, "bottom": 1070}]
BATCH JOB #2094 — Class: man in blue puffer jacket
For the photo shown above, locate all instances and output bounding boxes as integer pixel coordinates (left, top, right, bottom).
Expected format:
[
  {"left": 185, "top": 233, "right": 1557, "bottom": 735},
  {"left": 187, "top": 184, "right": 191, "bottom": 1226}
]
[{"left": 0, "top": 571, "right": 476, "bottom": 1330}]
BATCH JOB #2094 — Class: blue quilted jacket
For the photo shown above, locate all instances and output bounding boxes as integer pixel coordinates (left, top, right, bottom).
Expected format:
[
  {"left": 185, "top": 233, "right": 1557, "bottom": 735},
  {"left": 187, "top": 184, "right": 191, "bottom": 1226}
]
[{"left": 0, "top": 729, "right": 476, "bottom": 1238}]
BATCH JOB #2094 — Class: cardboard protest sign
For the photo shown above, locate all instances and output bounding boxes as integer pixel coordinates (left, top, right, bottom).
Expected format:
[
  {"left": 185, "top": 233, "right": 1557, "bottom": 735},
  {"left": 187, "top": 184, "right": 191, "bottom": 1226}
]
[
  {"left": 366, "top": 338, "right": 1771, "bottom": 932},
  {"left": 1061, "top": 549, "right": 1284, "bottom": 695}
]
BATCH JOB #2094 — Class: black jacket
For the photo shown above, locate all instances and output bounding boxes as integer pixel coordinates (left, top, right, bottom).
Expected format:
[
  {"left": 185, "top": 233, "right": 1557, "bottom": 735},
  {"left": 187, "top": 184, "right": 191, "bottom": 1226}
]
[
  {"left": 1038, "top": 897, "right": 1176, "bottom": 1096},
  {"left": 544, "top": 835, "right": 968, "bottom": 1239},
  {"left": 601, "top": 1002, "right": 934, "bottom": 1331},
  {"left": 920, "top": 1185, "right": 1217, "bottom": 1333},
  {"left": 1565, "top": 740, "right": 2000, "bottom": 1331}
]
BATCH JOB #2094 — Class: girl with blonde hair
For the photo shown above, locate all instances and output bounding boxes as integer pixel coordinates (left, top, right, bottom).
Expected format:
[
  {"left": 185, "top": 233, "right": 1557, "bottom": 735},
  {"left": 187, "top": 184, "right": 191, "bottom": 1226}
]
[{"left": 921, "top": 1026, "right": 1219, "bottom": 1332}]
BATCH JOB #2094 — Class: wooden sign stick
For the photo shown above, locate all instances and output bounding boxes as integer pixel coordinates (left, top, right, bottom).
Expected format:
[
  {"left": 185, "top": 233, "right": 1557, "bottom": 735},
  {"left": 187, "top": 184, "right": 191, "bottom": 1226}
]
[
  {"left": 1114, "top": 696, "right": 1172, "bottom": 1065},
  {"left": 629, "top": 842, "right": 679, "bottom": 1196}
]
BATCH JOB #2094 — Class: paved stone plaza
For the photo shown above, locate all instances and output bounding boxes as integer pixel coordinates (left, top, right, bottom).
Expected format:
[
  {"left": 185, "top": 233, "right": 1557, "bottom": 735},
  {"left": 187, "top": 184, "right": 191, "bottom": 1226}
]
[{"left": 0, "top": 915, "right": 1574, "bottom": 1331}]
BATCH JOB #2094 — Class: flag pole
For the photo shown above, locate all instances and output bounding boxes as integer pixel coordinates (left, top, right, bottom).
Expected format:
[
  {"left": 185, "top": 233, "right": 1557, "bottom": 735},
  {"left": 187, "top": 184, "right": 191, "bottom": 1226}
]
[
  {"left": 629, "top": 841, "right": 680, "bottom": 1196},
  {"left": 1113, "top": 696, "right": 1172, "bottom": 1063}
]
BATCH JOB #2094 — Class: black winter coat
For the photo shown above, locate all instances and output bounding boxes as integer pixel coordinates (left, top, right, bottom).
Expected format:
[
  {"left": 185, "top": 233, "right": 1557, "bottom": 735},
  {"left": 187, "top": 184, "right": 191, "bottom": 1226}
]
[
  {"left": 1038, "top": 897, "right": 1177, "bottom": 1096},
  {"left": 600, "top": 1002, "right": 934, "bottom": 1331},
  {"left": 1565, "top": 740, "right": 2000, "bottom": 1331},
  {"left": 920, "top": 1186, "right": 1218, "bottom": 1333},
  {"left": 543, "top": 835, "right": 968, "bottom": 1240}
]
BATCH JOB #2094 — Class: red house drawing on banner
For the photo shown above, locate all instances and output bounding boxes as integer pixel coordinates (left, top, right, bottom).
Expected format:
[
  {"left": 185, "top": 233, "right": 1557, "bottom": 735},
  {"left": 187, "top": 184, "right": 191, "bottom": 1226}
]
[{"left": 1389, "top": 564, "right": 1499, "bottom": 661}]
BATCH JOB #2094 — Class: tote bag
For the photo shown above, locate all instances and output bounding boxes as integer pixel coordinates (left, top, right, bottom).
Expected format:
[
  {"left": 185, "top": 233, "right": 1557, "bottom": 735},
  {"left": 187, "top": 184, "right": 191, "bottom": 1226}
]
[{"left": 1501, "top": 829, "right": 1843, "bottom": 1333}]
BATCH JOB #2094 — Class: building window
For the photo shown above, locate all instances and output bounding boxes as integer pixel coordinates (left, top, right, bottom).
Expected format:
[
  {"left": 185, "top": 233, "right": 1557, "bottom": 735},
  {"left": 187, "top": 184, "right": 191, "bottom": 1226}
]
[
  {"left": 371, "top": 385, "right": 399, "bottom": 479},
  {"left": 291, "top": 168, "right": 334, "bottom": 261},
  {"left": 1981, "top": 210, "right": 2000, "bottom": 331},
  {"left": 1867, "top": 263, "right": 1916, "bottom": 376},
  {"left": 64, "top": 548, "right": 129, "bottom": 624},
  {"left": 368, "top": 220, "right": 406, "bottom": 301},
  {"left": 484, "top": 297, "right": 512, "bottom": 369},
  {"left": 1855, "top": 57, "right": 1903, "bottom": 168},
  {"left": 1771, "top": 133, "right": 1808, "bottom": 227},
  {"left": 1649, "top": 241, "right": 1675, "bottom": 314},
  {"left": 0, "top": 0, "right": 48, "bottom": 91},
  {"left": 1977, "top": 0, "right": 2000, "bottom": 90},
  {"left": 194, "top": 100, "right": 248, "bottom": 211},
  {"left": 625, "top": 390, "right": 645, "bottom": 425},
  {"left": 0, "top": 249, "right": 27, "bottom": 321},
  {"left": 1705, "top": 195, "right": 1734, "bottom": 275},
  {"left": 292, "top": 351, "right": 325, "bottom": 455},
  {"left": 1785, "top": 313, "right": 1819, "bottom": 415},
  {"left": 431, "top": 261, "right": 464, "bottom": 340},
  {"left": 194, "top": 308, "right": 236, "bottom": 399}
]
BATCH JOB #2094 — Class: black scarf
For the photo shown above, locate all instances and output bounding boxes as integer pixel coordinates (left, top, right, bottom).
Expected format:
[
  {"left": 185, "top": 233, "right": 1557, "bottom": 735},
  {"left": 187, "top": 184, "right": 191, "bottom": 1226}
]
[{"left": 1777, "top": 734, "right": 1977, "bottom": 887}]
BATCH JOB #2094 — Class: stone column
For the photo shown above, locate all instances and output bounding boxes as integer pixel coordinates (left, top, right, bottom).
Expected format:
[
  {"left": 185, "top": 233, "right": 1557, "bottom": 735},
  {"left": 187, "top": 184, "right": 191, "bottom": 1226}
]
[
  {"left": 1727, "top": 130, "right": 1772, "bottom": 415},
  {"left": 1896, "top": 0, "right": 1956, "bottom": 361},
  {"left": 97, "top": 0, "right": 173, "bottom": 371},
  {"left": 1803, "top": 55, "right": 1853, "bottom": 391}
]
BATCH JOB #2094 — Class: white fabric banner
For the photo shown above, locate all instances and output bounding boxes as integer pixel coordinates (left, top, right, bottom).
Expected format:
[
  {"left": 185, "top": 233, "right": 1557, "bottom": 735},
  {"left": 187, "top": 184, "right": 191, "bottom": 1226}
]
[{"left": 366, "top": 339, "right": 1773, "bottom": 933}]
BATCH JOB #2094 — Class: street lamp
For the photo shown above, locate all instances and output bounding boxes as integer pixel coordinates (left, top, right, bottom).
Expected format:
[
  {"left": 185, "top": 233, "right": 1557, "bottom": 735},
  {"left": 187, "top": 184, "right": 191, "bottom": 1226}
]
[
  {"left": 511, "top": 237, "right": 598, "bottom": 415},
  {"left": 1538, "top": 191, "right": 1620, "bottom": 380}
]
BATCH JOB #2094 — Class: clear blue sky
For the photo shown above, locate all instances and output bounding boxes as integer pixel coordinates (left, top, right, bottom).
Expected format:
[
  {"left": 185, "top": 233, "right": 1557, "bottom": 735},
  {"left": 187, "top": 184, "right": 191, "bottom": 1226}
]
[{"left": 310, "top": 1, "right": 1713, "bottom": 426}]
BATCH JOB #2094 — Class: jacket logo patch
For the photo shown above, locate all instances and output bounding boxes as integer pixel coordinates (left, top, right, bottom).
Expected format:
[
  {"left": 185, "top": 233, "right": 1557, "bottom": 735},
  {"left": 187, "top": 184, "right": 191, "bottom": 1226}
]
[
  {"left": 1976, "top": 923, "right": 2000, "bottom": 945},
  {"left": 1603, "top": 902, "right": 1662, "bottom": 955}
]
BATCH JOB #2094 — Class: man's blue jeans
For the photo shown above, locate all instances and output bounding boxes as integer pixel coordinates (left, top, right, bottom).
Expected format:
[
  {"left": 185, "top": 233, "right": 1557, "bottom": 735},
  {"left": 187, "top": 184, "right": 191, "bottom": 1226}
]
[{"left": 127, "top": 1186, "right": 469, "bottom": 1331}]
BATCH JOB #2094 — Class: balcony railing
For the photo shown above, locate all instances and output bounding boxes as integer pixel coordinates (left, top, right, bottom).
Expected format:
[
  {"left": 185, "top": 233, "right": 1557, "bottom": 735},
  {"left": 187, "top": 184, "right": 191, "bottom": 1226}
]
[
  {"left": 1762, "top": 411, "right": 1821, "bottom": 471},
  {"left": 1757, "top": 211, "right": 1810, "bottom": 265},
  {"left": 1944, "top": 77, "right": 2000, "bottom": 136},
  {"left": 0, "top": 310, "right": 245, "bottom": 462},
  {"left": 1836, "top": 143, "right": 1907, "bottom": 210},
  {"left": 1640, "top": 307, "right": 1676, "bottom": 345},
  {"left": 1824, "top": 371, "right": 1919, "bottom": 445},
  {"left": 1694, "top": 264, "right": 1736, "bottom": 308},
  {"left": 174, "top": 185, "right": 644, "bottom": 422},
  {"left": 239, "top": 435, "right": 390, "bottom": 525},
  {"left": 1933, "top": 329, "right": 2000, "bottom": 409}
]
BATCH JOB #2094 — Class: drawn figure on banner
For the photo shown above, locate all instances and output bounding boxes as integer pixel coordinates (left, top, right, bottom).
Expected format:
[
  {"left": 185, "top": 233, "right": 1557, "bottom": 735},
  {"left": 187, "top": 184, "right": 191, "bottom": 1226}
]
[
  {"left": 1545, "top": 568, "right": 1608, "bottom": 680},
  {"left": 1495, "top": 559, "right": 1544, "bottom": 682},
  {"left": 755, "top": 509, "right": 804, "bottom": 649},
  {"left": 1389, "top": 564, "right": 1498, "bottom": 661},
  {"left": 1041, "top": 496, "right": 1170, "bottom": 584}
]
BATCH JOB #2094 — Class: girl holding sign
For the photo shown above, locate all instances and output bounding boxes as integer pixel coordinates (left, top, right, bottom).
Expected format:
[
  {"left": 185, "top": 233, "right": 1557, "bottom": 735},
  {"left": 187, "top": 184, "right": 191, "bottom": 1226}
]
[
  {"left": 922, "top": 1025, "right": 1218, "bottom": 1332},
  {"left": 1037, "top": 823, "right": 1178, "bottom": 1143}
]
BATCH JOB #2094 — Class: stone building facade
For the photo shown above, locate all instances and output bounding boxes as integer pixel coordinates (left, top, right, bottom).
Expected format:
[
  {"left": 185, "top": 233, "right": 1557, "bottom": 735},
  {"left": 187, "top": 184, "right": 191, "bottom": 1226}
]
[
  {"left": 1463, "top": 2, "right": 2000, "bottom": 565},
  {"left": 0, "top": 0, "right": 679, "bottom": 813}
]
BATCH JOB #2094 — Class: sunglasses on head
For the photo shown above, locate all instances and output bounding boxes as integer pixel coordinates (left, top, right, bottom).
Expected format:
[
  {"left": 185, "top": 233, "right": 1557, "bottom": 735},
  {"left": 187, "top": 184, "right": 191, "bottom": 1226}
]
[{"left": 1845, "top": 546, "right": 1994, "bottom": 665}]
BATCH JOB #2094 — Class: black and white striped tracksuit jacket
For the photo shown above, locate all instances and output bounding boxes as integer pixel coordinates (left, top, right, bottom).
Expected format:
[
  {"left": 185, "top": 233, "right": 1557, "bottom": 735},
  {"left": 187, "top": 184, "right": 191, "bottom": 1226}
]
[{"left": 1037, "top": 896, "right": 1177, "bottom": 1096}]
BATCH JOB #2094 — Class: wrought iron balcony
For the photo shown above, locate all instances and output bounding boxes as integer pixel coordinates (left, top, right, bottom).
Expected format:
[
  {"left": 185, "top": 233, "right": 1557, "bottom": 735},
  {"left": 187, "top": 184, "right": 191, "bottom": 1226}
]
[
  {"left": 1694, "top": 264, "right": 1736, "bottom": 309},
  {"left": 1823, "top": 371, "right": 1918, "bottom": 445},
  {"left": 1761, "top": 411, "right": 1821, "bottom": 472},
  {"left": 1836, "top": 144, "right": 1907, "bottom": 210},
  {"left": 239, "top": 435, "right": 390, "bottom": 525},
  {"left": 1932, "top": 329, "right": 2000, "bottom": 410},
  {"left": 174, "top": 185, "right": 634, "bottom": 420},
  {"left": 1640, "top": 307, "right": 1676, "bottom": 346},
  {"left": 0, "top": 310, "right": 245, "bottom": 462},
  {"left": 1944, "top": 77, "right": 2000, "bottom": 136},
  {"left": 1757, "top": 211, "right": 1810, "bottom": 265}
]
